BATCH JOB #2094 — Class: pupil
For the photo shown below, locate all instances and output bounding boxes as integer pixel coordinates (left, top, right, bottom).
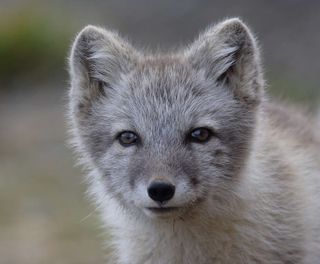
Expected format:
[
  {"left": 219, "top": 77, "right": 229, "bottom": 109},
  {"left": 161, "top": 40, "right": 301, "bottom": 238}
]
[
  {"left": 198, "top": 130, "right": 205, "bottom": 138},
  {"left": 124, "top": 133, "right": 132, "bottom": 141},
  {"left": 192, "top": 128, "right": 209, "bottom": 141},
  {"left": 118, "top": 131, "right": 138, "bottom": 146},
  {"left": 121, "top": 132, "right": 136, "bottom": 144}
]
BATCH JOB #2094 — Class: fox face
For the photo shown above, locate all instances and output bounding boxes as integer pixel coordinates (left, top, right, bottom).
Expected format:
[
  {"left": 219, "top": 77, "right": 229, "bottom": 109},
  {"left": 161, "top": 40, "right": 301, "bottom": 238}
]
[{"left": 69, "top": 19, "right": 264, "bottom": 218}]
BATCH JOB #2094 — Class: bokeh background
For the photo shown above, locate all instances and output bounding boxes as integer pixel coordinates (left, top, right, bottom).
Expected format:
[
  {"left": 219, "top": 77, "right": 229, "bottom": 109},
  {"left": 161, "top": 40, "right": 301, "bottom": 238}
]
[{"left": 0, "top": 1, "right": 319, "bottom": 263}]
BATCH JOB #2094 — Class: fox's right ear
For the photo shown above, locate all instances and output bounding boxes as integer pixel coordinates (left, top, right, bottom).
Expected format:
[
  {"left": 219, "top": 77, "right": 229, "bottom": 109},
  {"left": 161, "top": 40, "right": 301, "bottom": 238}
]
[{"left": 69, "top": 25, "right": 138, "bottom": 104}]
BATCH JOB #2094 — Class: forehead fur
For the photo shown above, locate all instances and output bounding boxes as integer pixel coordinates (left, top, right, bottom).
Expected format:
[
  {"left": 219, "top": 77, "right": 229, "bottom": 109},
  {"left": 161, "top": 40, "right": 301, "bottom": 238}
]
[{"left": 97, "top": 55, "right": 238, "bottom": 134}]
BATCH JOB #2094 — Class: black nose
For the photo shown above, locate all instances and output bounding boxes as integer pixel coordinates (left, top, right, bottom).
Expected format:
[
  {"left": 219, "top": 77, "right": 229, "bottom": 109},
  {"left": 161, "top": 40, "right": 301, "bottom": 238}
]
[{"left": 147, "top": 182, "right": 175, "bottom": 203}]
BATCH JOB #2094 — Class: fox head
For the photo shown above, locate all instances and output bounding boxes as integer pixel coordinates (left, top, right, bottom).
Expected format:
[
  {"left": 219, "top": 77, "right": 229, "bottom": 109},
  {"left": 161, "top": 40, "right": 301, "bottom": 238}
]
[{"left": 68, "top": 18, "right": 264, "bottom": 219}]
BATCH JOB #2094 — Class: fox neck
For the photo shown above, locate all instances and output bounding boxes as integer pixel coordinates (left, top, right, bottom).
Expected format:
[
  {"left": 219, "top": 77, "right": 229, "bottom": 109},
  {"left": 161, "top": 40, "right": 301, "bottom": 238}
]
[{"left": 100, "top": 191, "right": 250, "bottom": 264}]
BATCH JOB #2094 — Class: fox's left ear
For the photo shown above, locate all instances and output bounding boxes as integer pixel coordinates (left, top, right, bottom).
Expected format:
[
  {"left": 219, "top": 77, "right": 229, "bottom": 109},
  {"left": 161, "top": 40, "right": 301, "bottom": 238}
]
[{"left": 186, "top": 18, "right": 264, "bottom": 104}]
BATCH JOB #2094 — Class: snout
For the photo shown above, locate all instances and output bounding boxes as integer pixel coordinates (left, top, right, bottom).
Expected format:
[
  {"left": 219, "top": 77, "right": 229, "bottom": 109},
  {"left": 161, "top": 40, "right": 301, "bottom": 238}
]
[
  {"left": 141, "top": 179, "right": 198, "bottom": 218},
  {"left": 147, "top": 181, "right": 175, "bottom": 203}
]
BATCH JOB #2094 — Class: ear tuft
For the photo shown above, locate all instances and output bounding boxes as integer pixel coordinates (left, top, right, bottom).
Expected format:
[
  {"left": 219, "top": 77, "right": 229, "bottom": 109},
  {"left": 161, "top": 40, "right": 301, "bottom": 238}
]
[
  {"left": 212, "top": 18, "right": 251, "bottom": 47},
  {"left": 69, "top": 25, "right": 138, "bottom": 104},
  {"left": 69, "top": 25, "right": 109, "bottom": 83},
  {"left": 187, "top": 18, "right": 264, "bottom": 104}
]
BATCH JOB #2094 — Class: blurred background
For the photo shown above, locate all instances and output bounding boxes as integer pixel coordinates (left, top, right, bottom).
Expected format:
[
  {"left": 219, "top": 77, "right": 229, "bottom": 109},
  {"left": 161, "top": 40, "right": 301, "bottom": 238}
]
[{"left": 0, "top": 0, "right": 319, "bottom": 263}]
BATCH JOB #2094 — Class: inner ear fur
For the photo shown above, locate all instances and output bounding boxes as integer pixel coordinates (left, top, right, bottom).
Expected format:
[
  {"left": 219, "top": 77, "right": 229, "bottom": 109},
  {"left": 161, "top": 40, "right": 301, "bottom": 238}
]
[
  {"left": 68, "top": 25, "right": 138, "bottom": 104},
  {"left": 186, "top": 18, "right": 264, "bottom": 104}
]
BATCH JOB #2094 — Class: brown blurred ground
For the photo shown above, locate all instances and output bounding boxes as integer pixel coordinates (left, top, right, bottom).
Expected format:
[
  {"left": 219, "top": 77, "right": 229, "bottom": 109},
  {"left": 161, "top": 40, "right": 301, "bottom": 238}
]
[
  {"left": 0, "top": 1, "right": 319, "bottom": 263},
  {"left": 0, "top": 89, "right": 105, "bottom": 263}
]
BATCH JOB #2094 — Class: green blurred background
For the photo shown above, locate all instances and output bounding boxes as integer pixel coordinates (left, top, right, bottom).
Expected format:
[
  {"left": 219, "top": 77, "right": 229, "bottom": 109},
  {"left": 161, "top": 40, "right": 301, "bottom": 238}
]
[{"left": 0, "top": 1, "right": 319, "bottom": 263}]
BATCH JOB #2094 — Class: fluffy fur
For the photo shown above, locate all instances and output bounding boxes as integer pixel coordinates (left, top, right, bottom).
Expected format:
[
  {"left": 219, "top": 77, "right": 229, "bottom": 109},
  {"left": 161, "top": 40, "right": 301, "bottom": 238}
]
[{"left": 67, "top": 18, "right": 320, "bottom": 263}]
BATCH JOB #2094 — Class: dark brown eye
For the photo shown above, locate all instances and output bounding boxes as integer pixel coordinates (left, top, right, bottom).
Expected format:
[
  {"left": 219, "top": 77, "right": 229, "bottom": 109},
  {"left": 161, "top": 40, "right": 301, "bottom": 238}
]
[
  {"left": 118, "top": 131, "right": 138, "bottom": 146},
  {"left": 189, "top": 127, "right": 211, "bottom": 143}
]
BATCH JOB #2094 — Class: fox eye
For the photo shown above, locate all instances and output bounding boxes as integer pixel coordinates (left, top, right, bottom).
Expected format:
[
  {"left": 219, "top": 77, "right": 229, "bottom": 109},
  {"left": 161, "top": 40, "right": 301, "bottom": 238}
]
[
  {"left": 189, "top": 127, "right": 212, "bottom": 143},
  {"left": 118, "top": 131, "right": 139, "bottom": 147}
]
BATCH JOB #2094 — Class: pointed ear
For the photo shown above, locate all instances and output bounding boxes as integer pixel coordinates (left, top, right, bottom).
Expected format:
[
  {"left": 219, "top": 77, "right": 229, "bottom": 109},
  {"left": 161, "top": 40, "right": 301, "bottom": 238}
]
[
  {"left": 186, "top": 18, "right": 264, "bottom": 104},
  {"left": 69, "top": 25, "right": 138, "bottom": 104}
]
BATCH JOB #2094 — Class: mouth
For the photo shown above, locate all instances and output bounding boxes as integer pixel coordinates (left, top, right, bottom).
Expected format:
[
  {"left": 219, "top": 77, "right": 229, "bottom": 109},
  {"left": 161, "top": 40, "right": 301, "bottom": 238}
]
[
  {"left": 147, "top": 207, "right": 179, "bottom": 213},
  {"left": 144, "top": 206, "right": 180, "bottom": 217}
]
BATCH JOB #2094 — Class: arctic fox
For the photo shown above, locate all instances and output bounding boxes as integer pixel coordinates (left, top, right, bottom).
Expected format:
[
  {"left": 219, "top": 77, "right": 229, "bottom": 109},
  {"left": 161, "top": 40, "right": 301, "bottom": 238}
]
[{"left": 68, "top": 18, "right": 320, "bottom": 263}]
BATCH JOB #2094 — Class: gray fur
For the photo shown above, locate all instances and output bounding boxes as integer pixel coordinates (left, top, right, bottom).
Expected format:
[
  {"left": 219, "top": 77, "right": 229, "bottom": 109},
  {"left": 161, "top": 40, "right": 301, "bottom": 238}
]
[{"left": 68, "top": 18, "right": 320, "bottom": 263}]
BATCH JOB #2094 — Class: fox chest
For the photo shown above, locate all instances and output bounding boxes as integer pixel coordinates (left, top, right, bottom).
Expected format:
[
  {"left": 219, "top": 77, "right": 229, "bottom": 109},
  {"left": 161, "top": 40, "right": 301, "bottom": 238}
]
[
  {"left": 113, "top": 229, "right": 290, "bottom": 264},
  {"left": 112, "top": 223, "right": 304, "bottom": 264}
]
